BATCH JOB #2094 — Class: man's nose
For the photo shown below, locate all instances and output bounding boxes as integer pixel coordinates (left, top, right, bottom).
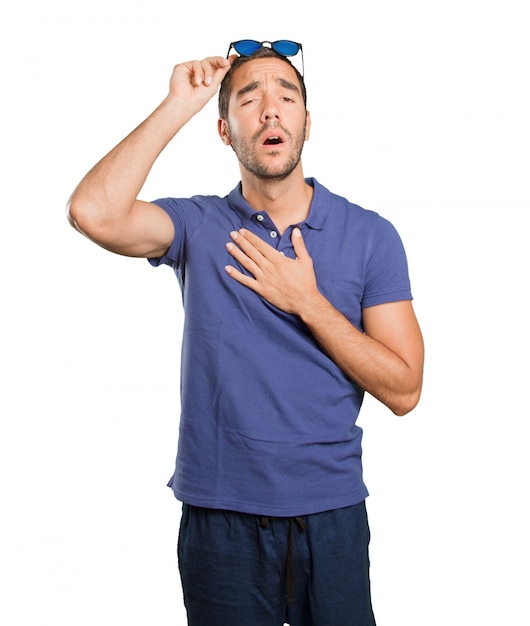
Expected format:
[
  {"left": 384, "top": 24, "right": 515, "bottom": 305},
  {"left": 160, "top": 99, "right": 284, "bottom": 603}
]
[{"left": 260, "top": 97, "right": 280, "bottom": 123}]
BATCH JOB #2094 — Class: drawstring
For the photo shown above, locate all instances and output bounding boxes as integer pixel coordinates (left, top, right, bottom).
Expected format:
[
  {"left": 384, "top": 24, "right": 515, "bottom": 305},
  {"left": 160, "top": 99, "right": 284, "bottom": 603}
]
[{"left": 260, "top": 515, "right": 307, "bottom": 605}]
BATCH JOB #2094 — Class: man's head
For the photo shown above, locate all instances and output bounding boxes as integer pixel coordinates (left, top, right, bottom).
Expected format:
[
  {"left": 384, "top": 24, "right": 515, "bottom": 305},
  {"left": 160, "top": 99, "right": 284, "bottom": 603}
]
[
  {"left": 217, "top": 46, "right": 310, "bottom": 182},
  {"left": 218, "top": 46, "right": 307, "bottom": 119}
]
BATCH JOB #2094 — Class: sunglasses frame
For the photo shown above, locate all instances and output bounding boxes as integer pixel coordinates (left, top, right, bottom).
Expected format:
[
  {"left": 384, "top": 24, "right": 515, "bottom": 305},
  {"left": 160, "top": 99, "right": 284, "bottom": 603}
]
[{"left": 226, "top": 40, "right": 304, "bottom": 77}]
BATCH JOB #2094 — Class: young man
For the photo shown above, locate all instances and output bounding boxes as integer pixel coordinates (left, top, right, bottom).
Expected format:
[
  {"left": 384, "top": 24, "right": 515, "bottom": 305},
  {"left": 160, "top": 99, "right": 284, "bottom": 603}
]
[{"left": 68, "top": 42, "right": 424, "bottom": 625}]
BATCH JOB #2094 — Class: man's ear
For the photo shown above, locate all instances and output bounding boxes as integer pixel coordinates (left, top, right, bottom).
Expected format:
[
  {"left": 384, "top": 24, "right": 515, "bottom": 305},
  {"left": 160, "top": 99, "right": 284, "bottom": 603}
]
[
  {"left": 305, "top": 110, "right": 312, "bottom": 141},
  {"left": 218, "top": 119, "right": 231, "bottom": 145}
]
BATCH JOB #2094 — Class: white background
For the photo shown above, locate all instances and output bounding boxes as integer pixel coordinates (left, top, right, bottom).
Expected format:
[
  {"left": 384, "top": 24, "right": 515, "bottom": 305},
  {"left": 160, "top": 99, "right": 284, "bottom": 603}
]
[{"left": 2, "top": 0, "right": 529, "bottom": 624}]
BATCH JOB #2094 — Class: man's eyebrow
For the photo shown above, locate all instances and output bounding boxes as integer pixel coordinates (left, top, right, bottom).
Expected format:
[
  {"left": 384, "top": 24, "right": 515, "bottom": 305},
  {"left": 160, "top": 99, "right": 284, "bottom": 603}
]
[
  {"left": 236, "top": 77, "right": 301, "bottom": 99},
  {"left": 236, "top": 81, "right": 261, "bottom": 99},
  {"left": 276, "top": 77, "right": 300, "bottom": 94}
]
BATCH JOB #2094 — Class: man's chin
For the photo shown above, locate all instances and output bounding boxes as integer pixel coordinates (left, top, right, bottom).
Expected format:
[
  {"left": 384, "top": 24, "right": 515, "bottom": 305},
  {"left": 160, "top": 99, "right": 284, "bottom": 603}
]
[{"left": 245, "top": 158, "right": 301, "bottom": 182}]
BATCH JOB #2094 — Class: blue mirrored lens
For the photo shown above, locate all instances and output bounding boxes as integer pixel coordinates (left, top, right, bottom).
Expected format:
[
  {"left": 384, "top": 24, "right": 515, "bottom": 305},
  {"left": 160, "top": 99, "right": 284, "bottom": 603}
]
[
  {"left": 233, "top": 40, "right": 261, "bottom": 55},
  {"left": 272, "top": 40, "right": 300, "bottom": 57}
]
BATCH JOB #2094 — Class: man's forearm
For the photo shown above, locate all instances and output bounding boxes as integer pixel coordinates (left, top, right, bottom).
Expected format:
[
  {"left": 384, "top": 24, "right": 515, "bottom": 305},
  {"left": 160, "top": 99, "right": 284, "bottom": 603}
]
[{"left": 299, "top": 296, "right": 421, "bottom": 415}]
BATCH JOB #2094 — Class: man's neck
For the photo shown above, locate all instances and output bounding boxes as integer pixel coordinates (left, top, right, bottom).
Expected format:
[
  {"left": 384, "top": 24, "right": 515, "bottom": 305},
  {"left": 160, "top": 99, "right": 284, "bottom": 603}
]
[{"left": 240, "top": 168, "right": 313, "bottom": 235}]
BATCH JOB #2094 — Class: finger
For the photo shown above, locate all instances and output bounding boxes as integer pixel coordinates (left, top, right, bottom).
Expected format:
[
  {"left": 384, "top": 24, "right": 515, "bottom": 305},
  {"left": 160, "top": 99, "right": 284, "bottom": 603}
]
[
  {"left": 186, "top": 58, "right": 225, "bottom": 87},
  {"left": 225, "top": 240, "right": 262, "bottom": 277},
  {"left": 224, "top": 264, "right": 256, "bottom": 289},
  {"left": 210, "top": 56, "right": 233, "bottom": 70},
  {"left": 187, "top": 60, "right": 206, "bottom": 86},
  {"left": 233, "top": 229, "right": 278, "bottom": 262},
  {"left": 202, "top": 56, "right": 232, "bottom": 85},
  {"left": 291, "top": 227, "right": 309, "bottom": 260}
]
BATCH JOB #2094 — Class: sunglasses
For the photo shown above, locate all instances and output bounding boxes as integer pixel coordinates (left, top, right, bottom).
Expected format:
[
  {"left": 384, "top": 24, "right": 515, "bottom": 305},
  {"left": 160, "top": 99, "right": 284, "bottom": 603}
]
[{"left": 227, "top": 40, "right": 304, "bottom": 76}]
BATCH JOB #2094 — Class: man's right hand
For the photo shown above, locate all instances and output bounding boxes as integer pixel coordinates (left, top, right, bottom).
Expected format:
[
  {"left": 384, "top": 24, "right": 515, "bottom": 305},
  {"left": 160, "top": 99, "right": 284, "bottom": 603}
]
[{"left": 167, "top": 56, "right": 235, "bottom": 116}]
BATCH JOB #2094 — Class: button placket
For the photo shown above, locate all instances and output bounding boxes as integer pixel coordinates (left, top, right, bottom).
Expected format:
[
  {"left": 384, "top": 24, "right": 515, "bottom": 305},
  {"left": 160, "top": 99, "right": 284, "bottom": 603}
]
[{"left": 254, "top": 213, "right": 280, "bottom": 247}]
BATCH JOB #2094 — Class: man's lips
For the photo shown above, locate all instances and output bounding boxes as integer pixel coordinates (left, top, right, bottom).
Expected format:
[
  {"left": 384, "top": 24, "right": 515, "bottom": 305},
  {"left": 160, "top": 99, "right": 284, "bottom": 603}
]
[{"left": 261, "top": 129, "right": 286, "bottom": 146}]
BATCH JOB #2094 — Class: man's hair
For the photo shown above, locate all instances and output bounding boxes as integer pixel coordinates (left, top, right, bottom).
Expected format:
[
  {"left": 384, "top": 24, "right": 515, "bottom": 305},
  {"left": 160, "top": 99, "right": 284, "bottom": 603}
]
[{"left": 218, "top": 47, "right": 307, "bottom": 119}]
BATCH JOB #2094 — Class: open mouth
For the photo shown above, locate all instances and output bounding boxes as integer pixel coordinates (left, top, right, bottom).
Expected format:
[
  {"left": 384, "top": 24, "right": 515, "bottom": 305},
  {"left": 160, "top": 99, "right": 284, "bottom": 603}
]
[
  {"left": 263, "top": 136, "right": 284, "bottom": 145},
  {"left": 261, "top": 127, "right": 286, "bottom": 146}
]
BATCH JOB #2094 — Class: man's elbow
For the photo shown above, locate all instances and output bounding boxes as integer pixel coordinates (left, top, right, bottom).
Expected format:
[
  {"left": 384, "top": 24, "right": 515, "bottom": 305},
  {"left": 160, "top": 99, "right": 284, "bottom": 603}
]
[
  {"left": 66, "top": 194, "right": 109, "bottom": 242},
  {"left": 66, "top": 193, "right": 90, "bottom": 233},
  {"left": 66, "top": 197, "right": 84, "bottom": 234},
  {"left": 391, "top": 387, "right": 422, "bottom": 416}
]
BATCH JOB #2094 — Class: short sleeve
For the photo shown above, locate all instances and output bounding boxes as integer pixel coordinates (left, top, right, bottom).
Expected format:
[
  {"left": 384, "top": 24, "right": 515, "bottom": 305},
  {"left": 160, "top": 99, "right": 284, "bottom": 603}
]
[
  {"left": 147, "top": 197, "right": 202, "bottom": 269},
  {"left": 361, "top": 216, "right": 412, "bottom": 308}
]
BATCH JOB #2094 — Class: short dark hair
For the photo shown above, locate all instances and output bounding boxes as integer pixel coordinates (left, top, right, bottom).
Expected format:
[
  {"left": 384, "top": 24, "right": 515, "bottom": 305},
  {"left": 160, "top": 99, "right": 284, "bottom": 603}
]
[{"left": 218, "top": 47, "right": 307, "bottom": 119}]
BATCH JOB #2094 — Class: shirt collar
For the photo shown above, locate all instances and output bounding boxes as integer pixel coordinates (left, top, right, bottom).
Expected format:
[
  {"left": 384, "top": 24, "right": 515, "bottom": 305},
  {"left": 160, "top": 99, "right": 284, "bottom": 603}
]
[{"left": 227, "top": 177, "right": 330, "bottom": 231}]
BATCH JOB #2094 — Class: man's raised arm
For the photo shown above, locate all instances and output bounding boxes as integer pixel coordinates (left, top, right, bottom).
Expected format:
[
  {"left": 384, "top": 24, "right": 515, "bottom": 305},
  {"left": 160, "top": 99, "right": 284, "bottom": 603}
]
[{"left": 66, "top": 56, "right": 233, "bottom": 258}]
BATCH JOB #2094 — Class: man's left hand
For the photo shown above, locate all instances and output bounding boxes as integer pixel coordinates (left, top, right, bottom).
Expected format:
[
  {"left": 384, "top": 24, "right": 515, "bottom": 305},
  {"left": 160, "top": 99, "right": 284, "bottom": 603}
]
[{"left": 224, "top": 227, "right": 320, "bottom": 316}]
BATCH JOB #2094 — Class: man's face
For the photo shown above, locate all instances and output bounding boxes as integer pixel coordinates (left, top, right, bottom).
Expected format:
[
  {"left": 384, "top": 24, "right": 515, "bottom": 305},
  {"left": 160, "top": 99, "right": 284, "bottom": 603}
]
[{"left": 218, "top": 57, "right": 311, "bottom": 181}]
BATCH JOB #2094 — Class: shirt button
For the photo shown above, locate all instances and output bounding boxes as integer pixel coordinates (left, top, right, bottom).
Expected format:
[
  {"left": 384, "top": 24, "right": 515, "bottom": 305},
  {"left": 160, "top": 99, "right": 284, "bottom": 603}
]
[
  {"left": 269, "top": 231, "right": 278, "bottom": 238},
  {"left": 256, "top": 214, "right": 264, "bottom": 222}
]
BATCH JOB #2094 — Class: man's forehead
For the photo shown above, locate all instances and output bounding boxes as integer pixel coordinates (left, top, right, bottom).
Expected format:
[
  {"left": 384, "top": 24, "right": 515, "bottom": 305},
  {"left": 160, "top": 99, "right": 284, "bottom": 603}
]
[{"left": 231, "top": 57, "right": 299, "bottom": 86}]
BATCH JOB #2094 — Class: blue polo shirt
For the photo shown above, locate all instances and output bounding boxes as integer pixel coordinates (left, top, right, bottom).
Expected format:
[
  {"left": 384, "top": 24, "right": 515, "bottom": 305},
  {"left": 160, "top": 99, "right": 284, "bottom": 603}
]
[{"left": 149, "top": 178, "right": 412, "bottom": 516}]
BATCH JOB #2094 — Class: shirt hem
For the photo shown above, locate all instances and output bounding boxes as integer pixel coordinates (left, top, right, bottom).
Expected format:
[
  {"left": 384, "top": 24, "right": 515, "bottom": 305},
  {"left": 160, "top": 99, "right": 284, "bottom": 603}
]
[{"left": 168, "top": 486, "right": 370, "bottom": 517}]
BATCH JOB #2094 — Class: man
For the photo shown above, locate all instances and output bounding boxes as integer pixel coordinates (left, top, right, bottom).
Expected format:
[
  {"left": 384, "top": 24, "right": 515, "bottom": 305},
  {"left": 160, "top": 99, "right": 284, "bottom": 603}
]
[{"left": 68, "top": 41, "right": 424, "bottom": 626}]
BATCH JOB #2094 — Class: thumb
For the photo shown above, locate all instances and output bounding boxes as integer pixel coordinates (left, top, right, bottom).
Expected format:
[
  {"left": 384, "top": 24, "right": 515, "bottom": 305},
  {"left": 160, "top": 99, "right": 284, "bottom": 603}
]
[{"left": 292, "top": 227, "right": 309, "bottom": 259}]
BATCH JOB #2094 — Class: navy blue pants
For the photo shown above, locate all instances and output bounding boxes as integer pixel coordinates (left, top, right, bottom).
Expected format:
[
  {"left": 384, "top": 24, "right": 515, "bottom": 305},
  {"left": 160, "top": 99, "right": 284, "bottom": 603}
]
[{"left": 177, "top": 501, "right": 376, "bottom": 625}]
